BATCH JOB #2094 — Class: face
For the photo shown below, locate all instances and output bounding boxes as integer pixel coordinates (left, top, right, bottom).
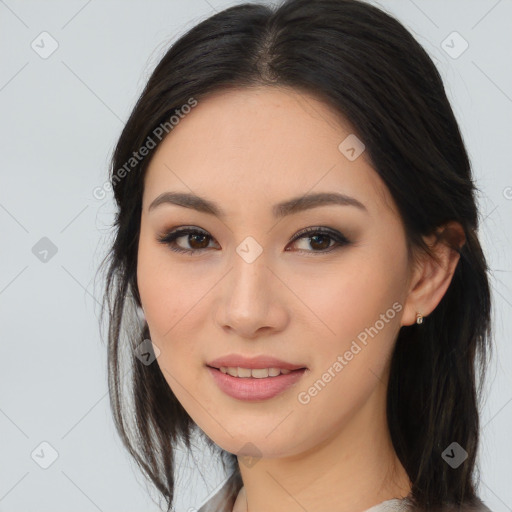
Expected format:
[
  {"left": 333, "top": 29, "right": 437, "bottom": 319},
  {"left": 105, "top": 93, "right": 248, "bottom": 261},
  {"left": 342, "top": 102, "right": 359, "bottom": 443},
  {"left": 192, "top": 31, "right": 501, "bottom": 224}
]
[{"left": 137, "top": 86, "right": 415, "bottom": 459}]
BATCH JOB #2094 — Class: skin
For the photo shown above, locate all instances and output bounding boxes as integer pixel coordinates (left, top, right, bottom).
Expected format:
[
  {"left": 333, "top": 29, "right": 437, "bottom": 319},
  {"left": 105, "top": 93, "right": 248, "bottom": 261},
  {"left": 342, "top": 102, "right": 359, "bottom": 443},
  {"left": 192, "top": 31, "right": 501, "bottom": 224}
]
[{"left": 137, "top": 86, "right": 465, "bottom": 512}]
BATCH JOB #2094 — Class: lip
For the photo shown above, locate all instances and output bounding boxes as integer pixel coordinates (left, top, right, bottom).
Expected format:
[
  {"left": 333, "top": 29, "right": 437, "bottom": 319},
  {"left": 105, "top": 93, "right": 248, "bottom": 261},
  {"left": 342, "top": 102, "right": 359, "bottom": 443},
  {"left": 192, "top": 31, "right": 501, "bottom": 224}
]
[
  {"left": 207, "top": 366, "right": 307, "bottom": 401},
  {"left": 206, "top": 354, "right": 307, "bottom": 371}
]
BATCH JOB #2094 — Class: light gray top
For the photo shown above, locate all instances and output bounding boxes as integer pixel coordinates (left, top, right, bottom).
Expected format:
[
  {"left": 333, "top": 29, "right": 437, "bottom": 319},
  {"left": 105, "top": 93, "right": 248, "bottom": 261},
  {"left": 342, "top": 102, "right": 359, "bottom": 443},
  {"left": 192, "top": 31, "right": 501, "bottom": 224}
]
[
  {"left": 197, "top": 475, "right": 493, "bottom": 512},
  {"left": 197, "top": 477, "right": 414, "bottom": 512}
]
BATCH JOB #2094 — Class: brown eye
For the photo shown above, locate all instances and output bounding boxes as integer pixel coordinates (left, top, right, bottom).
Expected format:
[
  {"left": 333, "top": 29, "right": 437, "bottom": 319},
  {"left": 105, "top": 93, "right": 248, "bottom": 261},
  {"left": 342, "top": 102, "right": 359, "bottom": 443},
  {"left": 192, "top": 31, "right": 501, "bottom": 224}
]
[
  {"left": 157, "top": 227, "right": 218, "bottom": 254},
  {"left": 287, "top": 227, "right": 351, "bottom": 254},
  {"left": 187, "top": 232, "right": 210, "bottom": 250}
]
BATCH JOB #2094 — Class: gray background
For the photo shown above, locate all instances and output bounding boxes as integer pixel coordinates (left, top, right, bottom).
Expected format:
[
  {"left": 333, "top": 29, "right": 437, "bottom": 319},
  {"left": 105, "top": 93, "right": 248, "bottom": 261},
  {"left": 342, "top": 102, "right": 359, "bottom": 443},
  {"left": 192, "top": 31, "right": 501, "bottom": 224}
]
[{"left": 0, "top": 0, "right": 511, "bottom": 511}]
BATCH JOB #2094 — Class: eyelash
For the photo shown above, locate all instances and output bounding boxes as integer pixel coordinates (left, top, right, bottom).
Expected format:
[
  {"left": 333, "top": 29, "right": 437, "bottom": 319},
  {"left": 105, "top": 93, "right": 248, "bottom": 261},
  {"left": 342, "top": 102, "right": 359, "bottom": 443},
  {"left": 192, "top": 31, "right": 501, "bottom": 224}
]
[{"left": 156, "top": 226, "right": 351, "bottom": 256}]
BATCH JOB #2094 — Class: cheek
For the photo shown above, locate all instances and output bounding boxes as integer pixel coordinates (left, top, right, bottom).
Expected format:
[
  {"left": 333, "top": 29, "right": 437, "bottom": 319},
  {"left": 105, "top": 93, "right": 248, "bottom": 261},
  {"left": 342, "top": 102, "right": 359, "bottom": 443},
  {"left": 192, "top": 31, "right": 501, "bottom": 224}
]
[
  {"left": 136, "top": 236, "right": 220, "bottom": 408},
  {"left": 291, "top": 263, "right": 404, "bottom": 435},
  {"left": 137, "top": 233, "right": 205, "bottom": 341},
  {"left": 136, "top": 245, "right": 205, "bottom": 401},
  {"left": 296, "top": 260, "right": 402, "bottom": 341},
  {"left": 293, "top": 247, "right": 407, "bottom": 380}
]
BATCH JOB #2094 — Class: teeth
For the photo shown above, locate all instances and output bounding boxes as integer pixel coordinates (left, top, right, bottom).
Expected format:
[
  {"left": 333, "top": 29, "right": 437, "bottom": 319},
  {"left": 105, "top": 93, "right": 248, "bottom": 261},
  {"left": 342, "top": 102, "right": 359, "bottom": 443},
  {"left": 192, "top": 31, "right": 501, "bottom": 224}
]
[
  {"left": 226, "top": 367, "right": 238, "bottom": 377},
  {"left": 238, "top": 367, "right": 252, "bottom": 378},
  {"left": 219, "top": 366, "right": 293, "bottom": 378}
]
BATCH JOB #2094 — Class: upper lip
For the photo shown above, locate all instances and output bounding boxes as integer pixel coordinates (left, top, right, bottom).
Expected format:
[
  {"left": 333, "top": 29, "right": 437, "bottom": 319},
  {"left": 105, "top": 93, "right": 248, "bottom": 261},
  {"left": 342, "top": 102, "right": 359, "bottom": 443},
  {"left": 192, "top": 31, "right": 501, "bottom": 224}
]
[{"left": 207, "top": 354, "right": 307, "bottom": 371}]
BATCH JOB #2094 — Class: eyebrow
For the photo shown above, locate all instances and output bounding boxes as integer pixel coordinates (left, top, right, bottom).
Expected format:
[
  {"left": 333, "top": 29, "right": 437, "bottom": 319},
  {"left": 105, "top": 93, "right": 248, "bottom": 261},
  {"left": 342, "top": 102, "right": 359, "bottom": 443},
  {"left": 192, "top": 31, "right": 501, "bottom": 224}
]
[{"left": 148, "top": 191, "right": 368, "bottom": 218}]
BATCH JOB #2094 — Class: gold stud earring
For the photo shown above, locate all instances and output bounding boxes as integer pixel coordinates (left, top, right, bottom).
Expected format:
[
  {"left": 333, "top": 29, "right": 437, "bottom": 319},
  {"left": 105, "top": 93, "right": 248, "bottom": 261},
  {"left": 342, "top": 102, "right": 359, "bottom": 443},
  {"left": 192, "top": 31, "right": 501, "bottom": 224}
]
[{"left": 416, "top": 312, "right": 423, "bottom": 324}]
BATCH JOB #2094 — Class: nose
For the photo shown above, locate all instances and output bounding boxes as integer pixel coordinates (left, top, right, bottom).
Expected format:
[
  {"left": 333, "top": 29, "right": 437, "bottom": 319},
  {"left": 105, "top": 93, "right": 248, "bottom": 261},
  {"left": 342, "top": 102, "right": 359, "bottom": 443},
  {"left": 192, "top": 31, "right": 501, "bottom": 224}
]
[{"left": 214, "top": 252, "right": 289, "bottom": 339}]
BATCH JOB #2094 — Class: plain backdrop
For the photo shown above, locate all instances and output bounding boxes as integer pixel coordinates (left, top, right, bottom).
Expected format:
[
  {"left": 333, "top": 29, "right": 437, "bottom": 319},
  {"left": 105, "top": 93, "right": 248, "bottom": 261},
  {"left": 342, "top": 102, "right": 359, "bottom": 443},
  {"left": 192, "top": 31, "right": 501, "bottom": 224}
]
[{"left": 0, "top": 1, "right": 511, "bottom": 511}]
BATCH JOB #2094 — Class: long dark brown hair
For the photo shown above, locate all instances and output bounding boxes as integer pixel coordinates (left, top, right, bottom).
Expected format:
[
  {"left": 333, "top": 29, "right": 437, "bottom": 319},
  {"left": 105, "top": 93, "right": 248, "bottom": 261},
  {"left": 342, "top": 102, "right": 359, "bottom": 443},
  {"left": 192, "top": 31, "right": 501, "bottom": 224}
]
[{"left": 97, "top": 0, "right": 493, "bottom": 510}]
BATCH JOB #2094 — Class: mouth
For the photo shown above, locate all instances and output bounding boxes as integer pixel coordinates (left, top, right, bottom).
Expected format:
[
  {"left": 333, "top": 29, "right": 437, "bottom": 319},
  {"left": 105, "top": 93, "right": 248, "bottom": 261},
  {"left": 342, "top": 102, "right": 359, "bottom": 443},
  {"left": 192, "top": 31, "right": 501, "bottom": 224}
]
[
  {"left": 206, "top": 354, "right": 307, "bottom": 373},
  {"left": 206, "top": 365, "right": 308, "bottom": 401},
  {"left": 206, "top": 365, "right": 306, "bottom": 378}
]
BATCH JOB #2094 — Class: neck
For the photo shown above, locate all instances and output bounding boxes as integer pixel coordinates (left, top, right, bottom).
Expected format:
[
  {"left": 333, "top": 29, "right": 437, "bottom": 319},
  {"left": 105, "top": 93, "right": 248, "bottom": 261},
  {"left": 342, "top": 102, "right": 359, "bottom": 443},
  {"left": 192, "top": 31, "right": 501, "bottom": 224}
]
[{"left": 236, "top": 378, "right": 411, "bottom": 512}]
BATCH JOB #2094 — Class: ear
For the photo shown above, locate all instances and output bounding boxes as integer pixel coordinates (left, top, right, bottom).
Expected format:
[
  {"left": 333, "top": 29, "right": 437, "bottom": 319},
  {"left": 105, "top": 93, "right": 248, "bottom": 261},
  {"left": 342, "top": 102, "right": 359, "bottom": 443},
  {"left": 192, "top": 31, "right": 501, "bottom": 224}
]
[{"left": 401, "top": 221, "right": 466, "bottom": 327}]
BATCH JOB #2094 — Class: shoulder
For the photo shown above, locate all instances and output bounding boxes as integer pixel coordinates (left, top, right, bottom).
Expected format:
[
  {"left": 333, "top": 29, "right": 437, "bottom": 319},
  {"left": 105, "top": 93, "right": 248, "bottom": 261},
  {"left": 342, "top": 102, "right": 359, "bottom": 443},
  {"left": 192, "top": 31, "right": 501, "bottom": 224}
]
[
  {"left": 400, "top": 496, "right": 493, "bottom": 512},
  {"left": 364, "top": 497, "right": 413, "bottom": 512},
  {"left": 442, "top": 499, "right": 493, "bottom": 512}
]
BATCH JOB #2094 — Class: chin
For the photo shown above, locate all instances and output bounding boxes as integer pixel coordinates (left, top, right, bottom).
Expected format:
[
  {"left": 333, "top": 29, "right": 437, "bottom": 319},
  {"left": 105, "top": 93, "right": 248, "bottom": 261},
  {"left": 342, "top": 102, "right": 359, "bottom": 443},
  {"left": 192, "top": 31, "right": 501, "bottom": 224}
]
[{"left": 203, "top": 426, "right": 308, "bottom": 461}]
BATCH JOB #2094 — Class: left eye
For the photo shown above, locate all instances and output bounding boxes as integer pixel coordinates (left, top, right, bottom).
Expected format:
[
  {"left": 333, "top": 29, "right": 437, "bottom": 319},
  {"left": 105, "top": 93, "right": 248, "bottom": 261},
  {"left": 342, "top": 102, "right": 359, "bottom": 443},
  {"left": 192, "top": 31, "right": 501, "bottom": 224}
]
[{"left": 157, "top": 226, "right": 351, "bottom": 255}]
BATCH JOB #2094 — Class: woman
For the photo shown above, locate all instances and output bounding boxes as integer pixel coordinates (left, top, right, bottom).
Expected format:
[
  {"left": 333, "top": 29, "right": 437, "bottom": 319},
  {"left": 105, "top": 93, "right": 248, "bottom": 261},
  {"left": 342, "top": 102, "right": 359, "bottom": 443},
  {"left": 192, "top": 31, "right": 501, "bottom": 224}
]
[{"left": 98, "top": 0, "right": 493, "bottom": 511}]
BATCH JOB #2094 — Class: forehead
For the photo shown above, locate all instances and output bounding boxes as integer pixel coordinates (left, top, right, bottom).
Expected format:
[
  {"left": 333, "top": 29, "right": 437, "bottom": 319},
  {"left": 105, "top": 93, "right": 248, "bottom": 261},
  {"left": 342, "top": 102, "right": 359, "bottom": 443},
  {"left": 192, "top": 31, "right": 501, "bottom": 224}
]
[{"left": 142, "top": 86, "right": 395, "bottom": 219}]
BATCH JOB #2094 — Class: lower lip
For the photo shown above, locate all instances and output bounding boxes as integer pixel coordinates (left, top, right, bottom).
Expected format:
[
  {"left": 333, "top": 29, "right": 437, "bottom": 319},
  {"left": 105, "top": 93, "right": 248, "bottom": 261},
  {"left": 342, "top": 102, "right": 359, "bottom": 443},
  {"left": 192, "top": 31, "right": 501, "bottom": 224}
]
[{"left": 206, "top": 366, "right": 307, "bottom": 401}]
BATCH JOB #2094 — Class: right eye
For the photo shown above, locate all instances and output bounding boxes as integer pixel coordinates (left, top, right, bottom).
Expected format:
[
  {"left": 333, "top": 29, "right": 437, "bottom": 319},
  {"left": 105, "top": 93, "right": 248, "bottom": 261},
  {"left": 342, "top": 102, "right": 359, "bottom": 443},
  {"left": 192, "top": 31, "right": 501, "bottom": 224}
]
[{"left": 157, "top": 227, "right": 219, "bottom": 255}]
